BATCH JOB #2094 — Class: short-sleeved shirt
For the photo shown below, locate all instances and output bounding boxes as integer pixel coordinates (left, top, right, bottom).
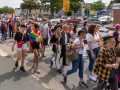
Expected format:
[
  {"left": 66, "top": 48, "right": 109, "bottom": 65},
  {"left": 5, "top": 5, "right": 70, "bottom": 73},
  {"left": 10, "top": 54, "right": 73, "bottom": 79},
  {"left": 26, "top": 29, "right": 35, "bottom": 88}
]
[
  {"left": 73, "top": 38, "right": 84, "bottom": 54},
  {"left": 86, "top": 33, "right": 100, "bottom": 50},
  {"left": 70, "top": 31, "right": 77, "bottom": 42},
  {"left": 40, "top": 24, "right": 48, "bottom": 39},
  {"left": 14, "top": 31, "right": 29, "bottom": 43}
]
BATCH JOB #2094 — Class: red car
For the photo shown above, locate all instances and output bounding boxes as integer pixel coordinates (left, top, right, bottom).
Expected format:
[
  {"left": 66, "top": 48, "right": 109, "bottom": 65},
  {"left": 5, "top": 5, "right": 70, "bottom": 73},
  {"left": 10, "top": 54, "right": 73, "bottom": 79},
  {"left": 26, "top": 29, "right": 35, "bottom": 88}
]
[{"left": 66, "top": 18, "right": 81, "bottom": 24}]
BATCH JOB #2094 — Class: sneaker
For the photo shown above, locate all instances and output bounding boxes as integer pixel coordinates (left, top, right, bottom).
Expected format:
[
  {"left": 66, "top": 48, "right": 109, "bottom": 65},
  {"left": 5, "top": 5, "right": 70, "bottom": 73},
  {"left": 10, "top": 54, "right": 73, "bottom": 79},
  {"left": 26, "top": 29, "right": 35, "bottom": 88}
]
[
  {"left": 57, "top": 69, "right": 62, "bottom": 74},
  {"left": 89, "top": 75, "right": 96, "bottom": 81},
  {"left": 79, "top": 82, "right": 88, "bottom": 88},
  {"left": 105, "top": 85, "right": 110, "bottom": 90},
  {"left": 32, "top": 63, "right": 35, "bottom": 68},
  {"left": 20, "top": 66, "right": 26, "bottom": 72},
  {"left": 35, "top": 67, "right": 40, "bottom": 74},
  {"left": 62, "top": 73, "right": 67, "bottom": 83},
  {"left": 26, "top": 53, "right": 28, "bottom": 57},
  {"left": 42, "top": 54, "right": 46, "bottom": 57},
  {"left": 15, "top": 61, "right": 18, "bottom": 68},
  {"left": 50, "top": 59, "right": 53, "bottom": 67}
]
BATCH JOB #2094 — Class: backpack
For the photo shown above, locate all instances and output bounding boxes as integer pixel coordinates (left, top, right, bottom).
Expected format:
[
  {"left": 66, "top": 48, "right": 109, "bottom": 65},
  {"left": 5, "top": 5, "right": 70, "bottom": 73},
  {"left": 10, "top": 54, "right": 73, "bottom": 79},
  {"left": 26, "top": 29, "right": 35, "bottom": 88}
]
[
  {"left": 1, "top": 24, "right": 7, "bottom": 32},
  {"left": 66, "top": 44, "right": 79, "bottom": 61}
]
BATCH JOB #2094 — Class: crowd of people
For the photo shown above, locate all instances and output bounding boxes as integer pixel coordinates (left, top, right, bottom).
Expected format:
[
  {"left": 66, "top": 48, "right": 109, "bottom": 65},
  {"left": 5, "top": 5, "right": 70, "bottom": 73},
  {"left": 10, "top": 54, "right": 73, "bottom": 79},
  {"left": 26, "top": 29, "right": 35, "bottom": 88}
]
[{"left": 0, "top": 16, "right": 120, "bottom": 90}]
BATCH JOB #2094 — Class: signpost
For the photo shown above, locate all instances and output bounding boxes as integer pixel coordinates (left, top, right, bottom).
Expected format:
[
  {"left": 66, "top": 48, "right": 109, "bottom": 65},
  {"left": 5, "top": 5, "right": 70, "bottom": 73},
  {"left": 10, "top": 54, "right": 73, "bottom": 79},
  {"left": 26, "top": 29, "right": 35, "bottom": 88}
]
[
  {"left": 63, "top": 0, "right": 70, "bottom": 12},
  {"left": 63, "top": 0, "right": 70, "bottom": 23}
]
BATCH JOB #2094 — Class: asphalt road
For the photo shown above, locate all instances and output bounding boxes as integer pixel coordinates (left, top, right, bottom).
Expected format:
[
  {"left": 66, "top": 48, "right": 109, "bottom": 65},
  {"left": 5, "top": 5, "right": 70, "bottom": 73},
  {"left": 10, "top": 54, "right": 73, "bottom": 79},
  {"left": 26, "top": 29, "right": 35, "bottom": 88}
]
[
  {"left": 0, "top": 55, "right": 47, "bottom": 90},
  {"left": 0, "top": 30, "right": 116, "bottom": 90}
]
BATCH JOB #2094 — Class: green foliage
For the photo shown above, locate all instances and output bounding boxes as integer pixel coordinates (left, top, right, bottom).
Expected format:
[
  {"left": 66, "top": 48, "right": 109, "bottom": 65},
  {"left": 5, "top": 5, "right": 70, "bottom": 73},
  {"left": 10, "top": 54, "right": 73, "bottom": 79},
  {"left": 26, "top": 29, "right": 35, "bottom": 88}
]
[
  {"left": 70, "top": 0, "right": 83, "bottom": 13},
  {"left": 21, "top": 0, "right": 40, "bottom": 15},
  {"left": 67, "top": 11, "right": 72, "bottom": 16},
  {"left": 113, "top": 0, "right": 120, "bottom": 3},
  {"left": 0, "top": 6, "right": 14, "bottom": 14},
  {"left": 90, "top": 0, "right": 106, "bottom": 11},
  {"left": 84, "top": 8, "right": 90, "bottom": 16}
]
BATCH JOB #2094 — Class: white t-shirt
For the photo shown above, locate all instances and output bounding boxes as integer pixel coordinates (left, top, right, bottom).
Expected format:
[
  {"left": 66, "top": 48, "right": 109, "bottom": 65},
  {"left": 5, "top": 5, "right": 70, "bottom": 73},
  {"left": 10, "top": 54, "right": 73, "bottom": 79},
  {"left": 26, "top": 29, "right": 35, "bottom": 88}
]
[
  {"left": 70, "top": 31, "right": 77, "bottom": 42},
  {"left": 73, "top": 38, "right": 84, "bottom": 54},
  {"left": 86, "top": 33, "right": 100, "bottom": 50},
  {"left": 65, "top": 32, "right": 68, "bottom": 44}
]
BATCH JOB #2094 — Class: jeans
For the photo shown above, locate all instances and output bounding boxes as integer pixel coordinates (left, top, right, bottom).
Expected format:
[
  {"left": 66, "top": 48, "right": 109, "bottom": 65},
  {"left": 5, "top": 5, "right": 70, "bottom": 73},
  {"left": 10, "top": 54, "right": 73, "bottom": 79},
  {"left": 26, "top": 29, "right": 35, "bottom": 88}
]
[
  {"left": 86, "top": 48, "right": 99, "bottom": 72},
  {"left": 67, "top": 54, "right": 84, "bottom": 79},
  {"left": 92, "top": 76, "right": 118, "bottom": 90},
  {"left": 9, "top": 27, "right": 13, "bottom": 38},
  {"left": 2, "top": 32, "right": 6, "bottom": 41}
]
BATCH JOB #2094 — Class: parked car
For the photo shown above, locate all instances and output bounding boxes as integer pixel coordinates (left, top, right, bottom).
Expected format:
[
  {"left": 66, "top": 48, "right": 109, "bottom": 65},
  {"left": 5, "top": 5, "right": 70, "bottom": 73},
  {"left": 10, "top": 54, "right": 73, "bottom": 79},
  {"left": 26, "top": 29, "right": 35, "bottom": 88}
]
[
  {"left": 98, "top": 16, "right": 112, "bottom": 24},
  {"left": 78, "top": 23, "right": 83, "bottom": 30},
  {"left": 49, "top": 19, "right": 60, "bottom": 28},
  {"left": 66, "top": 17, "right": 81, "bottom": 24},
  {"left": 98, "top": 25, "right": 109, "bottom": 37},
  {"left": 88, "top": 18, "right": 100, "bottom": 24}
]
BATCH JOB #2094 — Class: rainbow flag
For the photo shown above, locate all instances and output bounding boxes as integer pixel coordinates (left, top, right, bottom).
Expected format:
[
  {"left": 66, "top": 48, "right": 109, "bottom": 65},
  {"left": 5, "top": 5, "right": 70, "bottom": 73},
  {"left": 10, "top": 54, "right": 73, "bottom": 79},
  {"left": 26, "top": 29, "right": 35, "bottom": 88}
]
[
  {"left": 10, "top": 12, "right": 16, "bottom": 27},
  {"left": 29, "top": 30, "right": 38, "bottom": 43}
]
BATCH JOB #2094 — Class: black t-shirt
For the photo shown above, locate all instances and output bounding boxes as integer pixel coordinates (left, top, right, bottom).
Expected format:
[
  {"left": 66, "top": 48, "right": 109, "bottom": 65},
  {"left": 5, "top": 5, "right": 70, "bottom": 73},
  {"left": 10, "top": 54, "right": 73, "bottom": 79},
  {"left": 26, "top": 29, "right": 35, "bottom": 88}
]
[{"left": 14, "top": 31, "right": 29, "bottom": 43}]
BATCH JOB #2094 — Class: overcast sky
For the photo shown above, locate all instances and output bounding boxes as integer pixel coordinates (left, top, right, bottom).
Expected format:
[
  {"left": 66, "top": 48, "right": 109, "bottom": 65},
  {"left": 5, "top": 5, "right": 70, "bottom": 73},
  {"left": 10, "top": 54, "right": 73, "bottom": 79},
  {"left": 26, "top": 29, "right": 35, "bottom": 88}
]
[{"left": 0, "top": 0, "right": 111, "bottom": 8}]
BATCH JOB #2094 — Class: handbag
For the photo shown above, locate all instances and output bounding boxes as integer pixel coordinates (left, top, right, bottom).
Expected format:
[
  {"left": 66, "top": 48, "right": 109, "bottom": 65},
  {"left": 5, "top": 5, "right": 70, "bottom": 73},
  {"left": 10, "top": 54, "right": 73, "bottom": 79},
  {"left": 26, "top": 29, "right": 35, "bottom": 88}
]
[
  {"left": 66, "top": 44, "right": 79, "bottom": 61},
  {"left": 17, "top": 34, "right": 24, "bottom": 48}
]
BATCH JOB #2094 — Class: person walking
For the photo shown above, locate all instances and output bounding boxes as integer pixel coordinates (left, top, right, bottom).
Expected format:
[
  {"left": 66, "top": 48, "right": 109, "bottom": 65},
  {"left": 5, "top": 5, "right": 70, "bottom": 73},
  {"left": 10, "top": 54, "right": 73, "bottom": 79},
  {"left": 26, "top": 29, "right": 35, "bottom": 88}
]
[
  {"left": 40, "top": 18, "right": 49, "bottom": 57},
  {"left": 8, "top": 19, "right": 14, "bottom": 38},
  {"left": 11, "top": 25, "right": 29, "bottom": 72},
  {"left": 70, "top": 25, "right": 78, "bottom": 43},
  {"left": 86, "top": 24, "right": 100, "bottom": 81},
  {"left": 60, "top": 24, "right": 71, "bottom": 66},
  {"left": 62, "top": 30, "right": 88, "bottom": 88},
  {"left": 29, "top": 24, "right": 41, "bottom": 74},
  {"left": 113, "top": 24, "right": 120, "bottom": 47},
  {"left": 50, "top": 26, "right": 62, "bottom": 73},
  {"left": 92, "top": 36, "right": 119, "bottom": 90},
  {"left": 1, "top": 20, "right": 7, "bottom": 44}
]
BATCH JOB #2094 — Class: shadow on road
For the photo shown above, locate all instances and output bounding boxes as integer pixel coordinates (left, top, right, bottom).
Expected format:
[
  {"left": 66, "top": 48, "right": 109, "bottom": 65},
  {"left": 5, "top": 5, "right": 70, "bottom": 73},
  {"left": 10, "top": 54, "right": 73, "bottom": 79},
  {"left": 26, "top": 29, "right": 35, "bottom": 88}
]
[{"left": 0, "top": 68, "right": 29, "bottom": 84}]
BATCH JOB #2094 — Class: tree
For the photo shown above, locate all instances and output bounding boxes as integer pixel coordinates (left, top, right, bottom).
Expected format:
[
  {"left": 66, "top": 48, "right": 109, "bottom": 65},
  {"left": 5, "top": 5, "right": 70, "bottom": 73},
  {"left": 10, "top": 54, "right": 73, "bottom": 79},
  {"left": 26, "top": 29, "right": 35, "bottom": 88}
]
[
  {"left": 90, "top": 0, "right": 106, "bottom": 11},
  {"left": 0, "top": 6, "right": 14, "bottom": 14},
  {"left": 37, "top": 0, "right": 62, "bottom": 15},
  {"left": 20, "top": 0, "right": 40, "bottom": 16},
  {"left": 113, "top": 0, "right": 120, "bottom": 3},
  {"left": 84, "top": 8, "right": 90, "bottom": 16},
  {"left": 67, "top": 11, "right": 72, "bottom": 16}
]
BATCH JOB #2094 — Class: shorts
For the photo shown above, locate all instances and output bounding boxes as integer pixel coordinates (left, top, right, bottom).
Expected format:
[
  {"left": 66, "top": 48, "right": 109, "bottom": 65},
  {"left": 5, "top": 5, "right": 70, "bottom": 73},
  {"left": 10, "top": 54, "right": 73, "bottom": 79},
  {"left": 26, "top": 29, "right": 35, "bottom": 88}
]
[
  {"left": 32, "top": 42, "right": 40, "bottom": 49},
  {"left": 16, "top": 43, "right": 27, "bottom": 51},
  {"left": 42, "top": 38, "right": 48, "bottom": 46}
]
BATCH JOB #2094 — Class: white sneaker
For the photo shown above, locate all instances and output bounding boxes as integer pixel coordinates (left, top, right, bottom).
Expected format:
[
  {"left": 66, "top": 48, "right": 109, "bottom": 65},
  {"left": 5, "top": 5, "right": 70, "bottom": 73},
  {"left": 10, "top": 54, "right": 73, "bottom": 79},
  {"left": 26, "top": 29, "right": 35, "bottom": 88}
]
[
  {"left": 89, "top": 75, "right": 96, "bottom": 81},
  {"left": 32, "top": 63, "right": 35, "bottom": 68},
  {"left": 34, "top": 67, "right": 40, "bottom": 74}
]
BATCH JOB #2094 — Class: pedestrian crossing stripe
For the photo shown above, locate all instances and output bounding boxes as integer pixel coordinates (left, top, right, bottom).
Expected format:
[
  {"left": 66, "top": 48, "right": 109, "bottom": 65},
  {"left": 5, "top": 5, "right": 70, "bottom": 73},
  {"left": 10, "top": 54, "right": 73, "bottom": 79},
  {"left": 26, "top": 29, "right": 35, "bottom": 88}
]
[{"left": 0, "top": 49, "right": 8, "bottom": 56}]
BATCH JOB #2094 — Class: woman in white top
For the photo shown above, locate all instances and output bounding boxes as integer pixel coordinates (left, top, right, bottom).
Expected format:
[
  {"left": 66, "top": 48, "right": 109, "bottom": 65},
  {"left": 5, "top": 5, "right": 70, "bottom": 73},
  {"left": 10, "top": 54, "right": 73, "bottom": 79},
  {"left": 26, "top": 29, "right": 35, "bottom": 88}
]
[
  {"left": 70, "top": 25, "right": 78, "bottom": 43},
  {"left": 62, "top": 30, "right": 88, "bottom": 88},
  {"left": 86, "top": 24, "right": 100, "bottom": 81}
]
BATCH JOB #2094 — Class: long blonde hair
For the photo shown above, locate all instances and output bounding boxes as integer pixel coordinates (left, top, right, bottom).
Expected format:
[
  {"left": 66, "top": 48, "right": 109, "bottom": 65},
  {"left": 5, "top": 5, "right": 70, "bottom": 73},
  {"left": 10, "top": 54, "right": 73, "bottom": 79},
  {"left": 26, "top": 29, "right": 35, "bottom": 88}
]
[{"left": 54, "top": 26, "right": 62, "bottom": 38}]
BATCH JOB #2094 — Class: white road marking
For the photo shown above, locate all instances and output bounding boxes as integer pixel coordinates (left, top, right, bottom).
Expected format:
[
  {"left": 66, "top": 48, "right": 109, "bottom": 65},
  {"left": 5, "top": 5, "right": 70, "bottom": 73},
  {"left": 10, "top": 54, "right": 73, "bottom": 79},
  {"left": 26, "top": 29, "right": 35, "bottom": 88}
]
[{"left": 0, "top": 49, "right": 8, "bottom": 56}]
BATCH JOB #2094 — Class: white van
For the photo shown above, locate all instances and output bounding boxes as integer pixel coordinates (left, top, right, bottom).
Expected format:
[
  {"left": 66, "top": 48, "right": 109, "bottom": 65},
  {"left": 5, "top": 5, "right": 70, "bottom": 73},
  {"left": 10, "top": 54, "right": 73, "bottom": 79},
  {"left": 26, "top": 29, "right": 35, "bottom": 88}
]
[{"left": 98, "top": 16, "right": 112, "bottom": 24}]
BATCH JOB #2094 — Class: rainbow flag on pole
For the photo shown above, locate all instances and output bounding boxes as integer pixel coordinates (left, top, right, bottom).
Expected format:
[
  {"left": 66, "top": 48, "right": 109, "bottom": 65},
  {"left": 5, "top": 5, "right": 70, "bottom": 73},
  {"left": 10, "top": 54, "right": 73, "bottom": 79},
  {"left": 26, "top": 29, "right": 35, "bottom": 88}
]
[{"left": 11, "top": 12, "right": 16, "bottom": 27}]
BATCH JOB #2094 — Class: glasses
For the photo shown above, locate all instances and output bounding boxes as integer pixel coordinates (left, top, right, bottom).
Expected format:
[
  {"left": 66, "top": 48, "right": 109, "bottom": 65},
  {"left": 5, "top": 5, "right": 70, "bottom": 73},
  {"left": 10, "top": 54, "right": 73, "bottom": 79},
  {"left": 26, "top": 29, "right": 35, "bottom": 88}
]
[{"left": 104, "top": 40, "right": 115, "bottom": 43}]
